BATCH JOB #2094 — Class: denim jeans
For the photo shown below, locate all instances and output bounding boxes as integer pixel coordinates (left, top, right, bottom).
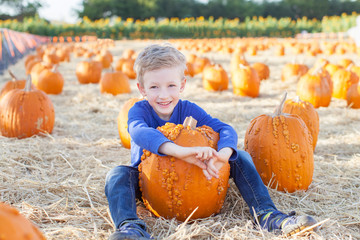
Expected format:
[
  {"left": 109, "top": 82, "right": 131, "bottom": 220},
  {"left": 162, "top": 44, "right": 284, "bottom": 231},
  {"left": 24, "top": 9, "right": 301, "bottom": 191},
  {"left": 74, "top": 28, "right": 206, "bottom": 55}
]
[{"left": 105, "top": 150, "right": 277, "bottom": 229}]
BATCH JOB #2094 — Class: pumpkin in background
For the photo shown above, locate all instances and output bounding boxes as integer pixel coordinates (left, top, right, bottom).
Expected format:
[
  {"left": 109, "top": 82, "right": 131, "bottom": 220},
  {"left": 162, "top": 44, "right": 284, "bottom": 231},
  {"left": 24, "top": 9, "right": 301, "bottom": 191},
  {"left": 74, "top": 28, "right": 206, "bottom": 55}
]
[
  {"left": 30, "top": 62, "right": 53, "bottom": 86},
  {"left": 121, "top": 58, "right": 137, "bottom": 80},
  {"left": 231, "top": 64, "right": 260, "bottom": 98},
  {"left": 117, "top": 98, "right": 142, "bottom": 149},
  {"left": 114, "top": 58, "right": 127, "bottom": 71},
  {"left": 324, "top": 63, "right": 343, "bottom": 77},
  {"left": 338, "top": 58, "right": 353, "bottom": 69},
  {"left": 331, "top": 68, "right": 359, "bottom": 99},
  {"left": 122, "top": 49, "right": 136, "bottom": 59},
  {"left": 100, "top": 69, "right": 131, "bottom": 95},
  {"left": 230, "top": 53, "right": 249, "bottom": 74},
  {"left": 252, "top": 62, "right": 270, "bottom": 81},
  {"left": 25, "top": 58, "right": 42, "bottom": 75},
  {"left": 244, "top": 93, "right": 314, "bottom": 193},
  {"left": 36, "top": 65, "right": 64, "bottom": 94},
  {"left": 0, "top": 202, "right": 46, "bottom": 240},
  {"left": 296, "top": 67, "right": 332, "bottom": 108},
  {"left": 283, "top": 96, "right": 319, "bottom": 151},
  {"left": 346, "top": 84, "right": 360, "bottom": 108},
  {"left": 42, "top": 50, "right": 60, "bottom": 65},
  {"left": 184, "top": 62, "right": 195, "bottom": 77},
  {"left": 139, "top": 117, "right": 230, "bottom": 221},
  {"left": 275, "top": 45, "right": 285, "bottom": 56},
  {"left": 76, "top": 60, "right": 103, "bottom": 84},
  {"left": 192, "top": 56, "right": 211, "bottom": 75},
  {"left": 281, "top": 63, "right": 309, "bottom": 82},
  {"left": 202, "top": 64, "right": 229, "bottom": 91},
  {"left": 0, "top": 70, "right": 32, "bottom": 100},
  {"left": 95, "top": 49, "right": 113, "bottom": 69},
  {"left": 0, "top": 76, "right": 55, "bottom": 138}
]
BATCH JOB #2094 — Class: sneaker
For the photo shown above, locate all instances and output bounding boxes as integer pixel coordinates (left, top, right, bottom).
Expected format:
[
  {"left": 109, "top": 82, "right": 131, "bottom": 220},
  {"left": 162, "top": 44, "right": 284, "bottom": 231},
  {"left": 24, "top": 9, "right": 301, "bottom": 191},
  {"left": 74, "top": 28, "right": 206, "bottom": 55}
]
[
  {"left": 259, "top": 210, "right": 318, "bottom": 236},
  {"left": 109, "top": 221, "right": 152, "bottom": 240}
]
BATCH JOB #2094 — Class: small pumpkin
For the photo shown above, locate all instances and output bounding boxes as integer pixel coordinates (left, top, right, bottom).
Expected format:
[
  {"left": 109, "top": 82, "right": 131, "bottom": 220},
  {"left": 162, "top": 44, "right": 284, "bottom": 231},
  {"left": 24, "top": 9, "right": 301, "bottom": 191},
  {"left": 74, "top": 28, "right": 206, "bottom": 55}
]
[
  {"left": 121, "top": 58, "right": 137, "bottom": 80},
  {"left": 0, "top": 202, "right": 46, "bottom": 240},
  {"left": 0, "top": 75, "right": 55, "bottom": 138},
  {"left": 244, "top": 93, "right": 314, "bottom": 193},
  {"left": 346, "top": 83, "right": 360, "bottom": 108},
  {"left": 117, "top": 98, "right": 142, "bottom": 148},
  {"left": 202, "top": 64, "right": 229, "bottom": 91},
  {"left": 296, "top": 67, "right": 332, "bottom": 108},
  {"left": 139, "top": 117, "right": 230, "bottom": 221},
  {"left": 76, "top": 60, "right": 103, "bottom": 84},
  {"left": 95, "top": 49, "right": 113, "bottom": 69},
  {"left": 331, "top": 67, "right": 359, "bottom": 100},
  {"left": 283, "top": 96, "right": 319, "bottom": 151},
  {"left": 100, "top": 68, "right": 131, "bottom": 95},
  {"left": 231, "top": 64, "right": 260, "bottom": 98},
  {"left": 36, "top": 65, "right": 64, "bottom": 94},
  {"left": 281, "top": 63, "right": 309, "bottom": 82},
  {"left": 192, "top": 56, "right": 211, "bottom": 75},
  {"left": 252, "top": 62, "right": 270, "bottom": 81},
  {"left": 0, "top": 70, "right": 30, "bottom": 100}
]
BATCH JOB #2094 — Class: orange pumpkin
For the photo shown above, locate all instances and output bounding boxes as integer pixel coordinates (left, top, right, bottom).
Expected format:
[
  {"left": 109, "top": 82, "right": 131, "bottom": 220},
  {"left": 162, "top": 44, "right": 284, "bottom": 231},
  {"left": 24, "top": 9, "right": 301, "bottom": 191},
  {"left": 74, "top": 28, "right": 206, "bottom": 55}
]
[
  {"left": 192, "top": 56, "right": 211, "bottom": 75},
  {"left": 230, "top": 53, "right": 249, "bottom": 74},
  {"left": 346, "top": 84, "right": 360, "bottom": 108},
  {"left": 231, "top": 64, "right": 260, "bottom": 98},
  {"left": 139, "top": 117, "right": 230, "bottom": 221},
  {"left": 76, "top": 60, "right": 103, "bottom": 84},
  {"left": 0, "top": 70, "right": 30, "bottom": 100},
  {"left": 36, "top": 65, "right": 64, "bottom": 94},
  {"left": 121, "top": 58, "right": 137, "bottom": 80},
  {"left": 95, "top": 49, "right": 113, "bottom": 69},
  {"left": 117, "top": 98, "right": 142, "bottom": 149},
  {"left": 296, "top": 67, "right": 332, "bottom": 108},
  {"left": 244, "top": 93, "right": 314, "bottom": 193},
  {"left": 30, "top": 62, "right": 53, "bottom": 86},
  {"left": 252, "top": 62, "right": 270, "bottom": 81},
  {"left": 0, "top": 202, "right": 46, "bottom": 240},
  {"left": 331, "top": 68, "right": 359, "bottom": 99},
  {"left": 0, "top": 76, "right": 55, "bottom": 138},
  {"left": 202, "top": 64, "right": 229, "bottom": 91},
  {"left": 283, "top": 96, "right": 319, "bottom": 151},
  {"left": 100, "top": 69, "right": 131, "bottom": 95},
  {"left": 281, "top": 63, "right": 308, "bottom": 82}
]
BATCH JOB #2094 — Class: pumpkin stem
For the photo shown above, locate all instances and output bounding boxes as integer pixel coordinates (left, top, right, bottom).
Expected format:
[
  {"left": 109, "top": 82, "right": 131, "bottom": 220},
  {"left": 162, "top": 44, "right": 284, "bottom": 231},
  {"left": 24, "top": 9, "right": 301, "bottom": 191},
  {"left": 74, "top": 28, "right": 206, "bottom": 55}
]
[
  {"left": 183, "top": 116, "right": 197, "bottom": 130},
  {"left": 25, "top": 75, "right": 32, "bottom": 92},
  {"left": 8, "top": 70, "right": 17, "bottom": 81},
  {"left": 273, "top": 92, "right": 287, "bottom": 116}
]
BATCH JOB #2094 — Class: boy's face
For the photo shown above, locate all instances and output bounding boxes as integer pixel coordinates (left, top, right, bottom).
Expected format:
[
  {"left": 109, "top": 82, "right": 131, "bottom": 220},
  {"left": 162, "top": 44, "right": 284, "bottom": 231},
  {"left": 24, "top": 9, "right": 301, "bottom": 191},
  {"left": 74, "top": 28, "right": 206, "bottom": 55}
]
[{"left": 137, "top": 66, "right": 186, "bottom": 121}]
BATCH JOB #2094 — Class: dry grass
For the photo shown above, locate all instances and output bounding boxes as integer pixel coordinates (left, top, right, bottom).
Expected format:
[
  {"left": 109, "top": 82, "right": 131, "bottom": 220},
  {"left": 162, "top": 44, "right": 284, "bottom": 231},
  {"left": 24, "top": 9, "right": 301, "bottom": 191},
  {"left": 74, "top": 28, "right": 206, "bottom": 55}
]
[{"left": 0, "top": 39, "right": 359, "bottom": 240}]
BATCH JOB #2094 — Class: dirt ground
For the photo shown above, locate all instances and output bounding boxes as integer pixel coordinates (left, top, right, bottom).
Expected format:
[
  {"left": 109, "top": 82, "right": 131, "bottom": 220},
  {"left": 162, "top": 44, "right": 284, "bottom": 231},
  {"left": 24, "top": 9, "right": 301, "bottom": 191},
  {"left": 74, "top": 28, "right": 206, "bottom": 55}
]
[{"left": 0, "top": 38, "right": 359, "bottom": 239}]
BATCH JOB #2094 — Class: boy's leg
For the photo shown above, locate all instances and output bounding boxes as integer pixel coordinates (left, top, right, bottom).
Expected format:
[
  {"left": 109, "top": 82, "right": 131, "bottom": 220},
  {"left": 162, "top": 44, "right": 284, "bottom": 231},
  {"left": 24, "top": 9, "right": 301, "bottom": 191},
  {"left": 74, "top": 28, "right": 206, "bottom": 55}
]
[
  {"left": 229, "top": 150, "right": 277, "bottom": 217},
  {"left": 105, "top": 165, "right": 151, "bottom": 239},
  {"left": 229, "top": 150, "right": 318, "bottom": 236}
]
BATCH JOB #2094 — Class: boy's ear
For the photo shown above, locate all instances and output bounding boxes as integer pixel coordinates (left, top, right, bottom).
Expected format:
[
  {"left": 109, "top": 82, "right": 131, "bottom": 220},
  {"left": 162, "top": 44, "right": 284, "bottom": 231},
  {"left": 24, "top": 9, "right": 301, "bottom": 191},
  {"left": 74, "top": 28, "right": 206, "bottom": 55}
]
[
  {"left": 180, "top": 78, "right": 186, "bottom": 93},
  {"left": 137, "top": 83, "right": 146, "bottom": 97}
]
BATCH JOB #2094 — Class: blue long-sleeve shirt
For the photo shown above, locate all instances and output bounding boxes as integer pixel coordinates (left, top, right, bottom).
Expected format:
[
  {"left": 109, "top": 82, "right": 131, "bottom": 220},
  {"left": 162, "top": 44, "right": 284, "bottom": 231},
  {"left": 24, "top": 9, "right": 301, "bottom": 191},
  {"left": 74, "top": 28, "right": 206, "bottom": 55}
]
[{"left": 127, "top": 99, "right": 238, "bottom": 167}]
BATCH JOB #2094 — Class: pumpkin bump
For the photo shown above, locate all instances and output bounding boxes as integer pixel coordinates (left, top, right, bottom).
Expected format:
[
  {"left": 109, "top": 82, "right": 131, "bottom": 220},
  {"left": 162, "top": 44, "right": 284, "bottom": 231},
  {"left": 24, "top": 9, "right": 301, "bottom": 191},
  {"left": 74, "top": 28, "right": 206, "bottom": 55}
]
[{"left": 139, "top": 117, "right": 230, "bottom": 221}]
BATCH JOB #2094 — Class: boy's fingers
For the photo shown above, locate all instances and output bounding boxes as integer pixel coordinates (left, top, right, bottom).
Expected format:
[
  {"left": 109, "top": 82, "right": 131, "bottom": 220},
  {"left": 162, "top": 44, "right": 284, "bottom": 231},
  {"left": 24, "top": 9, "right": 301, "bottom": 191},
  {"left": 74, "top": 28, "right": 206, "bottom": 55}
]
[{"left": 202, "top": 169, "right": 212, "bottom": 180}]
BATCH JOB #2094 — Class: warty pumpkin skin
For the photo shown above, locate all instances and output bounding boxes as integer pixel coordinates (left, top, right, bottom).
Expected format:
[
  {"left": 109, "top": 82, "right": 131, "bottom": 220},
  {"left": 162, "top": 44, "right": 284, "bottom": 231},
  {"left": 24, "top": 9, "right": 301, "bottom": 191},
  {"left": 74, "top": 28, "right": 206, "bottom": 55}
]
[
  {"left": 244, "top": 93, "right": 314, "bottom": 193},
  {"left": 283, "top": 96, "right": 319, "bottom": 151},
  {"left": 0, "top": 202, "right": 46, "bottom": 240},
  {"left": 139, "top": 118, "right": 230, "bottom": 221},
  {"left": 117, "top": 98, "right": 142, "bottom": 149},
  {"left": 0, "top": 76, "right": 55, "bottom": 139}
]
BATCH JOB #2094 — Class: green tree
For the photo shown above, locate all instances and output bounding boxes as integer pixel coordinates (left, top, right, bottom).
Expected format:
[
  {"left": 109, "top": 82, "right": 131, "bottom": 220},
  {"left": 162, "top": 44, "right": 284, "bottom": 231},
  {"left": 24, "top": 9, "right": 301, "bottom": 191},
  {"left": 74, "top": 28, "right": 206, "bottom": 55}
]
[{"left": 0, "top": 0, "right": 43, "bottom": 19}]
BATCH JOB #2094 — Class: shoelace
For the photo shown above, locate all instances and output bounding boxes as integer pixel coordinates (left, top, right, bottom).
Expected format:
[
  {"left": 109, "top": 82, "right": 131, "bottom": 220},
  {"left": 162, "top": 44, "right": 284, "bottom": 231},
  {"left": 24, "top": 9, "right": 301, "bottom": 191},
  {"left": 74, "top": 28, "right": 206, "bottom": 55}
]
[{"left": 260, "top": 211, "right": 296, "bottom": 231}]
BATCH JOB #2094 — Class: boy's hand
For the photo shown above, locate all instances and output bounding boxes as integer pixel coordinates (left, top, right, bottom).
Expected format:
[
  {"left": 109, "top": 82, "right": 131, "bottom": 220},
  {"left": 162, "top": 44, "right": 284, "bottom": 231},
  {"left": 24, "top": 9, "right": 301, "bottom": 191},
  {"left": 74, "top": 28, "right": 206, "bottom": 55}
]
[{"left": 203, "top": 147, "right": 233, "bottom": 180}]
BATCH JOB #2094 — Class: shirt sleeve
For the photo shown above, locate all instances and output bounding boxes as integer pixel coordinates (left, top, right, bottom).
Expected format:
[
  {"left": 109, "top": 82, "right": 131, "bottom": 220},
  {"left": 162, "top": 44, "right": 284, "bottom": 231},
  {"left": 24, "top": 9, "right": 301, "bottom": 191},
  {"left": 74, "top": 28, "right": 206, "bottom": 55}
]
[
  {"left": 188, "top": 102, "right": 239, "bottom": 161},
  {"left": 128, "top": 103, "right": 171, "bottom": 156}
]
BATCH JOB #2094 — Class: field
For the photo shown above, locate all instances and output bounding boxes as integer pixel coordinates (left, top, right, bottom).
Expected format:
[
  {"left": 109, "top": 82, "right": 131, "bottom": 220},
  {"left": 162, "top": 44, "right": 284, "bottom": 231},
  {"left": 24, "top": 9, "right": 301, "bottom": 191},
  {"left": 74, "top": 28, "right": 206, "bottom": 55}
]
[{"left": 0, "top": 39, "right": 359, "bottom": 239}]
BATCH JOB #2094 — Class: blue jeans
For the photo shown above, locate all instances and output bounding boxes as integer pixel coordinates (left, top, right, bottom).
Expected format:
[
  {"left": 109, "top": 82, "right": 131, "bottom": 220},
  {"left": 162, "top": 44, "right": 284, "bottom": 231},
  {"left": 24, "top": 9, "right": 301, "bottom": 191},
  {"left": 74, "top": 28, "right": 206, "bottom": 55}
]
[{"left": 105, "top": 150, "right": 277, "bottom": 229}]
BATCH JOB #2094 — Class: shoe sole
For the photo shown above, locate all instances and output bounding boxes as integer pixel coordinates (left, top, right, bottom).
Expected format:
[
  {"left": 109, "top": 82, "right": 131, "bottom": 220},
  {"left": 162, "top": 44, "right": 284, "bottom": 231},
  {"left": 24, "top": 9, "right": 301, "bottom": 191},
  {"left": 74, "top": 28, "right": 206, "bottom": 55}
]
[{"left": 286, "top": 223, "right": 318, "bottom": 236}]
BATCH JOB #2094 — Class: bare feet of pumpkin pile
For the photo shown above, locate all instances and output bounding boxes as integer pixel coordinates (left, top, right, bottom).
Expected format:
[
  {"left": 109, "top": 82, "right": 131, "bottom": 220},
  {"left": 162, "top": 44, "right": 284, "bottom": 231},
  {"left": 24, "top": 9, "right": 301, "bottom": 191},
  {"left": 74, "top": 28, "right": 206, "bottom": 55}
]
[{"left": 258, "top": 210, "right": 318, "bottom": 236}]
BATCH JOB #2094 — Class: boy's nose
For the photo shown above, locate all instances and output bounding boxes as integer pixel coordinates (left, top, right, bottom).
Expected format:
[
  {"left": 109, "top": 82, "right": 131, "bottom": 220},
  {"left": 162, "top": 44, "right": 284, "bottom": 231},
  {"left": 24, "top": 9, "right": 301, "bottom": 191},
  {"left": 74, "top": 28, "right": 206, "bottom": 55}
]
[{"left": 159, "top": 88, "right": 169, "bottom": 98}]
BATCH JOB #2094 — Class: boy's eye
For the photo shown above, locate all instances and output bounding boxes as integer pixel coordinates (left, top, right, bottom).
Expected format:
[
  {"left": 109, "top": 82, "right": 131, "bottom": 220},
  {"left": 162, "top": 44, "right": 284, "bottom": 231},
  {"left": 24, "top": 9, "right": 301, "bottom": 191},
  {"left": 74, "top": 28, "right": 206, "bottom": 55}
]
[
  {"left": 150, "top": 86, "right": 157, "bottom": 89},
  {"left": 169, "top": 84, "right": 176, "bottom": 87}
]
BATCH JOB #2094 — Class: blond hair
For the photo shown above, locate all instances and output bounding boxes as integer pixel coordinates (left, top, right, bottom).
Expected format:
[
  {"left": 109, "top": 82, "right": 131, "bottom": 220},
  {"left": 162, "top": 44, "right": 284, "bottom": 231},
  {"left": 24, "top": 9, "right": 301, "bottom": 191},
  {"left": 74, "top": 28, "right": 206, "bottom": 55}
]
[{"left": 134, "top": 43, "right": 187, "bottom": 85}]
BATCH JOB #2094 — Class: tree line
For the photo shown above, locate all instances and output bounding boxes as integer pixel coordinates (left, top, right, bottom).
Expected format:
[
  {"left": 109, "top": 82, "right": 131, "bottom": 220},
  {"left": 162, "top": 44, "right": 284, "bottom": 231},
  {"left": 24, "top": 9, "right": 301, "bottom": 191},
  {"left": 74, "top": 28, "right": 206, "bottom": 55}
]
[{"left": 1, "top": 0, "right": 360, "bottom": 22}]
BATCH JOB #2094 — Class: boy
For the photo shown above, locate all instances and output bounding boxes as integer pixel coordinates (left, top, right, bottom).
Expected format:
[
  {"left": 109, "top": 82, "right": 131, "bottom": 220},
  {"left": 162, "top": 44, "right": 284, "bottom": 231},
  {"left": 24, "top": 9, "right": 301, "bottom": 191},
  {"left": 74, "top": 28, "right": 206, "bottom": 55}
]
[{"left": 105, "top": 43, "right": 318, "bottom": 240}]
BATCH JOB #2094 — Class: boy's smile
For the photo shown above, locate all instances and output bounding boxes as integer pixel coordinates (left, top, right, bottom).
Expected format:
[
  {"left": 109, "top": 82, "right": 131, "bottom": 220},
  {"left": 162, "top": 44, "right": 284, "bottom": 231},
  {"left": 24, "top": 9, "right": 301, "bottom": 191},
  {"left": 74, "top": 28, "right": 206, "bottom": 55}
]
[{"left": 138, "top": 66, "right": 186, "bottom": 121}]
